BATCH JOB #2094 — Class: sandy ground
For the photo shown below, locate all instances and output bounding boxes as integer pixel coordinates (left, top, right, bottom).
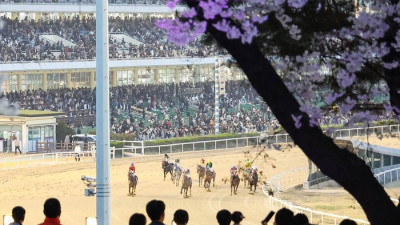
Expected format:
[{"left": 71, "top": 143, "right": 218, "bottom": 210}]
[
  {"left": 1, "top": 135, "right": 399, "bottom": 225},
  {"left": 0, "top": 146, "right": 308, "bottom": 225}
]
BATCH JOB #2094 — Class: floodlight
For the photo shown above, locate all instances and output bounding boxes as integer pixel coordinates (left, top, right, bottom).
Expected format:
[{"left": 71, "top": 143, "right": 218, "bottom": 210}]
[
  {"left": 86, "top": 217, "right": 97, "bottom": 225},
  {"left": 3, "top": 215, "right": 13, "bottom": 225}
]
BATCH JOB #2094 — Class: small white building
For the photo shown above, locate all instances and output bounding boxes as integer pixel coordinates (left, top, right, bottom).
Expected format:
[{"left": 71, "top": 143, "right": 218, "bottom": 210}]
[{"left": 0, "top": 110, "right": 60, "bottom": 153}]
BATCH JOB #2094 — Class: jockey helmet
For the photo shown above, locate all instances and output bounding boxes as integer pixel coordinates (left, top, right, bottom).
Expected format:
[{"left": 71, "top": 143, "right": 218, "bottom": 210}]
[
  {"left": 252, "top": 165, "right": 257, "bottom": 170},
  {"left": 201, "top": 158, "right": 205, "bottom": 162},
  {"left": 232, "top": 165, "right": 237, "bottom": 170},
  {"left": 131, "top": 162, "right": 134, "bottom": 166},
  {"left": 208, "top": 160, "right": 212, "bottom": 163},
  {"left": 186, "top": 169, "right": 190, "bottom": 173}
]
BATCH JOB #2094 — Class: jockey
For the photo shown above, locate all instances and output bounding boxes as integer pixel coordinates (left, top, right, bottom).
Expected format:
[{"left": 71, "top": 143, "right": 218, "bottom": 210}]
[
  {"left": 200, "top": 158, "right": 206, "bottom": 166},
  {"left": 252, "top": 165, "right": 258, "bottom": 174},
  {"left": 206, "top": 160, "right": 213, "bottom": 173},
  {"left": 175, "top": 158, "right": 181, "bottom": 166},
  {"left": 245, "top": 159, "right": 252, "bottom": 170},
  {"left": 164, "top": 153, "right": 170, "bottom": 162},
  {"left": 129, "top": 162, "right": 136, "bottom": 175},
  {"left": 230, "top": 165, "right": 238, "bottom": 179}
]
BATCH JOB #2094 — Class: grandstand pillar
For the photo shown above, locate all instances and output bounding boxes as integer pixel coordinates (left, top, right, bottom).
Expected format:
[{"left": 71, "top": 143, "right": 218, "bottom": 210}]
[
  {"left": 155, "top": 68, "right": 160, "bottom": 84},
  {"left": 11, "top": 13, "right": 18, "bottom": 20},
  {"left": 34, "top": 13, "right": 41, "bottom": 22},
  {"left": 174, "top": 68, "right": 180, "bottom": 83},
  {"left": 42, "top": 73, "right": 48, "bottom": 91},
  {"left": 134, "top": 69, "right": 139, "bottom": 84},
  {"left": 111, "top": 71, "right": 117, "bottom": 87},
  {"left": 194, "top": 65, "right": 200, "bottom": 84},
  {"left": 66, "top": 72, "right": 72, "bottom": 88},
  {"left": 17, "top": 74, "right": 22, "bottom": 92},
  {"left": 90, "top": 71, "right": 95, "bottom": 89}
]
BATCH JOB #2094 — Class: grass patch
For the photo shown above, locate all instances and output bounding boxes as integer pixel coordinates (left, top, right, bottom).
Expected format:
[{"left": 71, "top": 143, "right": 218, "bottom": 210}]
[{"left": 18, "top": 110, "right": 65, "bottom": 117}]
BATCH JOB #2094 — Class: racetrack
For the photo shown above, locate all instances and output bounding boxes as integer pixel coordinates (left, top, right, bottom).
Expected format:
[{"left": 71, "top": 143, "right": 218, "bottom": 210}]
[{"left": 0, "top": 146, "right": 308, "bottom": 225}]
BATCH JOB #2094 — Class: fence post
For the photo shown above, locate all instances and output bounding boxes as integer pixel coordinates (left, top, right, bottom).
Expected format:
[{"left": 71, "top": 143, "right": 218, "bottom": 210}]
[
  {"left": 226, "top": 140, "right": 228, "bottom": 149},
  {"left": 170, "top": 145, "right": 172, "bottom": 154},
  {"left": 236, "top": 139, "right": 238, "bottom": 148},
  {"left": 193, "top": 143, "right": 195, "bottom": 151},
  {"left": 215, "top": 141, "right": 217, "bottom": 150},
  {"left": 182, "top": 144, "right": 183, "bottom": 152},
  {"left": 159, "top": 146, "right": 161, "bottom": 155}
]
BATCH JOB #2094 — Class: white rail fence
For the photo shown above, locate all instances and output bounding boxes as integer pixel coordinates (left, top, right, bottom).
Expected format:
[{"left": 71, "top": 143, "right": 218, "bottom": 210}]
[
  {"left": 374, "top": 167, "right": 400, "bottom": 186},
  {"left": 112, "top": 124, "right": 400, "bottom": 158},
  {"left": 263, "top": 168, "right": 370, "bottom": 225},
  {"left": 0, "top": 151, "right": 93, "bottom": 170},
  {"left": 2, "top": 124, "right": 400, "bottom": 169}
]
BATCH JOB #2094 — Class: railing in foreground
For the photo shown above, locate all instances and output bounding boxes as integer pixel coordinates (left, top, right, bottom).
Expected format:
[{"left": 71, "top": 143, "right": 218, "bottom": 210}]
[{"left": 263, "top": 168, "right": 370, "bottom": 225}]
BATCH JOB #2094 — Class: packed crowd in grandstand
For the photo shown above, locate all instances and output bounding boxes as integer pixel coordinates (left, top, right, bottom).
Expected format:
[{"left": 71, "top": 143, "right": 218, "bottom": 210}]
[
  {"left": 0, "top": 15, "right": 221, "bottom": 62},
  {"left": 2, "top": 80, "right": 276, "bottom": 139}
]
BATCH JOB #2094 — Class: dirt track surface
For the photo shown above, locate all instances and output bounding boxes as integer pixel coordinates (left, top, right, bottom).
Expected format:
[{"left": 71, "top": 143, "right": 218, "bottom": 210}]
[{"left": 0, "top": 146, "right": 308, "bottom": 225}]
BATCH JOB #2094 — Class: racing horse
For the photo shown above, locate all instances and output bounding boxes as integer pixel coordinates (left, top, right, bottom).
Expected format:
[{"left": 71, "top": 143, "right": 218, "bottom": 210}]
[
  {"left": 162, "top": 161, "right": 174, "bottom": 181},
  {"left": 241, "top": 168, "right": 252, "bottom": 189},
  {"left": 181, "top": 174, "right": 192, "bottom": 197},
  {"left": 231, "top": 173, "right": 240, "bottom": 196},
  {"left": 173, "top": 163, "right": 183, "bottom": 186},
  {"left": 196, "top": 164, "right": 206, "bottom": 187},
  {"left": 248, "top": 172, "right": 259, "bottom": 193},
  {"left": 128, "top": 171, "right": 138, "bottom": 196},
  {"left": 204, "top": 169, "right": 216, "bottom": 191}
]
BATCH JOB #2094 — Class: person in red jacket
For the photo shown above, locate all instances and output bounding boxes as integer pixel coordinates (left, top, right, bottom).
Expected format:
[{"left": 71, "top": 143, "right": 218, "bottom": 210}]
[
  {"left": 129, "top": 162, "right": 136, "bottom": 175},
  {"left": 38, "top": 198, "right": 62, "bottom": 225}
]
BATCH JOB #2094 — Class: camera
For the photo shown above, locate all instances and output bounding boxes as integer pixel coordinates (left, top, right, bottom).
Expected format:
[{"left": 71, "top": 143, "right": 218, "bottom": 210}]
[{"left": 81, "top": 175, "right": 96, "bottom": 183}]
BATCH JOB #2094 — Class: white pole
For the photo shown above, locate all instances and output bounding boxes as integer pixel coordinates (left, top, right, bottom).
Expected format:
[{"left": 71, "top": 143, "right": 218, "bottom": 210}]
[
  {"left": 96, "top": 0, "right": 110, "bottom": 223},
  {"left": 214, "top": 57, "right": 220, "bottom": 135}
]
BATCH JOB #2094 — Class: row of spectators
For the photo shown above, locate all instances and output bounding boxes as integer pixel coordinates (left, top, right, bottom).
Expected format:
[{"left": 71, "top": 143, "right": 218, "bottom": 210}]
[
  {"left": 0, "top": 15, "right": 222, "bottom": 62},
  {"left": 8, "top": 198, "right": 360, "bottom": 225}
]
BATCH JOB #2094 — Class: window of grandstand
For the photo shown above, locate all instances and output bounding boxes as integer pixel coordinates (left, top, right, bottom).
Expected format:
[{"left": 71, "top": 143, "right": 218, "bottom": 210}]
[
  {"left": 21, "top": 74, "right": 42, "bottom": 90},
  {"left": 199, "top": 67, "right": 214, "bottom": 82},
  {"left": 138, "top": 68, "right": 155, "bottom": 84},
  {"left": 47, "top": 73, "right": 67, "bottom": 89},
  {"left": 71, "top": 72, "right": 90, "bottom": 88},
  {"left": 116, "top": 70, "right": 134, "bottom": 86},
  {"left": 179, "top": 67, "right": 195, "bottom": 83},
  {"left": 159, "top": 68, "right": 174, "bottom": 83},
  {"left": 0, "top": 75, "right": 17, "bottom": 92}
]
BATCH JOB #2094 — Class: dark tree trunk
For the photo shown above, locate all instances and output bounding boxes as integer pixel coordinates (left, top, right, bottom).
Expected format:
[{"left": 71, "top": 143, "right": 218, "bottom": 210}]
[{"left": 205, "top": 20, "right": 400, "bottom": 225}]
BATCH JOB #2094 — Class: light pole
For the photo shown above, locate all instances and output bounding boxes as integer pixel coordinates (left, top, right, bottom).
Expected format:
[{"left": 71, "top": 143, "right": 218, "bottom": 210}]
[{"left": 96, "top": 0, "right": 110, "bottom": 223}]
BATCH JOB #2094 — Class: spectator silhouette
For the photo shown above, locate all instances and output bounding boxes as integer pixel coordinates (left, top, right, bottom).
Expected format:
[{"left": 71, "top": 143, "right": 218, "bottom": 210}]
[
  {"left": 231, "top": 211, "right": 245, "bottom": 225},
  {"left": 173, "top": 209, "right": 189, "bottom": 225},
  {"left": 129, "top": 213, "right": 146, "bottom": 225},
  {"left": 339, "top": 219, "right": 357, "bottom": 225},
  {"left": 216, "top": 209, "right": 231, "bottom": 225},
  {"left": 9, "top": 206, "right": 25, "bottom": 225},
  {"left": 274, "top": 208, "right": 294, "bottom": 225},
  {"left": 146, "top": 200, "right": 166, "bottom": 225},
  {"left": 38, "top": 198, "right": 62, "bottom": 225},
  {"left": 293, "top": 213, "right": 309, "bottom": 225}
]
